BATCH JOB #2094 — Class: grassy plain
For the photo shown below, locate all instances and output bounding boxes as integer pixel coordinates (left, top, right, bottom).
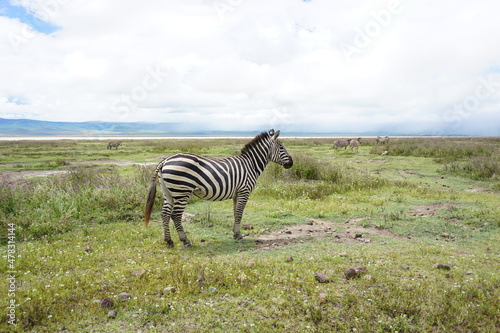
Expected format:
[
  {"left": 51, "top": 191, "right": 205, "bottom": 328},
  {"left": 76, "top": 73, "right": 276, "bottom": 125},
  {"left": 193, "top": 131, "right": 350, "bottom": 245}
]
[{"left": 0, "top": 136, "right": 499, "bottom": 332}]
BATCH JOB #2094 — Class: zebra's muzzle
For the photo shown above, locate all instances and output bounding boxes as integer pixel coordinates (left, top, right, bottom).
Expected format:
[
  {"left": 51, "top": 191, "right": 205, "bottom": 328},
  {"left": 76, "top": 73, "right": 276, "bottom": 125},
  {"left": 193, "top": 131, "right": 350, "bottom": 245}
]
[{"left": 283, "top": 158, "right": 293, "bottom": 169}]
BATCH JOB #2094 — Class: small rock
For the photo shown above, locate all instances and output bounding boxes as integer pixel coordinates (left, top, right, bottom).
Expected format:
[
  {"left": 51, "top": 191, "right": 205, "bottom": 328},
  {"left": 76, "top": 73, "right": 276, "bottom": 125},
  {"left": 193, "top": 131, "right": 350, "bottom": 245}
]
[
  {"left": 117, "top": 292, "right": 131, "bottom": 302},
  {"left": 163, "top": 287, "right": 176, "bottom": 295},
  {"left": 356, "top": 266, "right": 368, "bottom": 273},
  {"left": 400, "top": 264, "right": 410, "bottom": 270},
  {"left": 284, "top": 230, "right": 292, "bottom": 234},
  {"left": 314, "top": 272, "right": 330, "bottom": 283},
  {"left": 132, "top": 270, "right": 145, "bottom": 277},
  {"left": 434, "top": 263, "right": 451, "bottom": 270},
  {"left": 354, "top": 233, "right": 363, "bottom": 239},
  {"left": 209, "top": 287, "right": 217, "bottom": 292},
  {"left": 441, "top": 232, "right": 450, "bottom": 238},
  {"left": 242, "top": 224, "right": 253, "bottom": 230},
  {"left": 466, "top": 271, "right": 473, "bottom": 275},
  {"left": 344, "top": 268, "right": 358, "bottom": 280},
  {"left": 108, "top": 310, "right": 117, "bottom": 318},
  {"left": 84, "top": 245, "right": 93, "bottom": 253},
  {"left": 363, "top": 275, "right": 376, "bottom": 282},
  {"left": 100, "top": 297, "right": 114, "bottom": 309},
  {"left": 200, "top": 239, "right": 206, "bottom": 243},
  {"left": 286, "top": 257, "right": 293, "bottom": 262},
  {"left": 339, "top": 253, "right": 348, "bottom": 257},
  {"left": 246, "top": 261, "right": 256, "bottom": 268},
  {"left": 318, "top": 292, "right": 327, "bottom": 303},
  {"left": 306, "top": 220, "right": 314, "bottom": 225},
  {"left": 238, "top": 273, "right": 247, "bottom": 281}
]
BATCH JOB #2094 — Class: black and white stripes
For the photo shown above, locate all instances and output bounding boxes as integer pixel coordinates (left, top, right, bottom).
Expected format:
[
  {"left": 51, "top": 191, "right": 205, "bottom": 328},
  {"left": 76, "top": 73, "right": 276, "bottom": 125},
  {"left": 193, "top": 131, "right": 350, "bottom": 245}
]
[{"left": 144, "top": 129, "right": 293, "bottom": 247}]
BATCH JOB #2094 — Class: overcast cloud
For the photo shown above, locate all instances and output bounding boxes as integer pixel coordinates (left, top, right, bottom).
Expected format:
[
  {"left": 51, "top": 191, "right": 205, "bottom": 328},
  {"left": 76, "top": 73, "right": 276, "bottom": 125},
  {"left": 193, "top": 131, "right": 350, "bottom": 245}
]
[{"left": 1, "top": 0, "right": 499, "bottom": 135}]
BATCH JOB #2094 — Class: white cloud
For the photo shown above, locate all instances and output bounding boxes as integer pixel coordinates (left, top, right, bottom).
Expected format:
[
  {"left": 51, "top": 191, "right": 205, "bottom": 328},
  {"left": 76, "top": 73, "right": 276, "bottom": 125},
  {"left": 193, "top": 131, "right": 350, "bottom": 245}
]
[{"left": 0, "top": 0, "right": 499, "bottom": 134}]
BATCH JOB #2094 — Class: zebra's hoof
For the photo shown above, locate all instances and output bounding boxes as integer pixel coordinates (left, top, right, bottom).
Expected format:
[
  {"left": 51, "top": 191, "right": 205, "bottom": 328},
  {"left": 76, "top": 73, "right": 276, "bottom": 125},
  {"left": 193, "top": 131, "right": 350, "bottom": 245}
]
[
  {"left": 184, "top": 242, "right": 192, "bottom": 248},
  {"left": 165, "top": 241, "right": 174, "bottom": 248}
]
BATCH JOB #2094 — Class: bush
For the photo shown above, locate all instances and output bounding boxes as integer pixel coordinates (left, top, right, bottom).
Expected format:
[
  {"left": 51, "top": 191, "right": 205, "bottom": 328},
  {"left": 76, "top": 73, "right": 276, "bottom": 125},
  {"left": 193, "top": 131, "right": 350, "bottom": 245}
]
[{"left": 0, "top": 165, "right": 150, "bottom": 244}]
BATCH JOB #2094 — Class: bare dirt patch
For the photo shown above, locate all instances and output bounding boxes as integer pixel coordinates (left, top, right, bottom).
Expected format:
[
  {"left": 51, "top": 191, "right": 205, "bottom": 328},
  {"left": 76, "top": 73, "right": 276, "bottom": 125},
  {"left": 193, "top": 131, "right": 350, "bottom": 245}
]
[
  {"left": 251, "top": 218, "right": 401, "bottom": 249},
  {"left": 408, "top": 203, "right": 457, "bottom": 217}
]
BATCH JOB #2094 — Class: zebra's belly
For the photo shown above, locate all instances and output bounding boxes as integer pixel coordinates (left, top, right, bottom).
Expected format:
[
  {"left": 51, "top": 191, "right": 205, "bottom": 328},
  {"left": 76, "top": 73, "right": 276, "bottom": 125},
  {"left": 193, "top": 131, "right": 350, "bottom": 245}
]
[{"left": 193, "top": 187, "right": 234, "bottom": 201}]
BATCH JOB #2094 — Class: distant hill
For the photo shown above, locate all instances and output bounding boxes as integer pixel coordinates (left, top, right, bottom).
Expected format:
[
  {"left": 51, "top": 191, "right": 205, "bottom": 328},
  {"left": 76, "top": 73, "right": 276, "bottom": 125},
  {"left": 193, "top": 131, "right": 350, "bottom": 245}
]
[{"left": 0, "top": 118, "right": 249, "bottom": 136}]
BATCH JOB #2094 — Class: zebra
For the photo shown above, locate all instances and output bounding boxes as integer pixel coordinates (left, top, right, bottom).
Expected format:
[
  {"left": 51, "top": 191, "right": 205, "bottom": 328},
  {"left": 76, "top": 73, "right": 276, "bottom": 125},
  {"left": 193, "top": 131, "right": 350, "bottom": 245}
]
[
  {"left": 333, "top": 139, "right": 351, "bottom": 151},
  {"left": 376, "top": 136, "right": 390, "bottom": 144},
  {"left": 144, "top": 129, "right": 293, "bottom": 247},
  {"left": 350, "top": 137, "right": 362, "bottom": 152},
  {"left": 107, "top": 141, "right": 122, "bottom": 149}
]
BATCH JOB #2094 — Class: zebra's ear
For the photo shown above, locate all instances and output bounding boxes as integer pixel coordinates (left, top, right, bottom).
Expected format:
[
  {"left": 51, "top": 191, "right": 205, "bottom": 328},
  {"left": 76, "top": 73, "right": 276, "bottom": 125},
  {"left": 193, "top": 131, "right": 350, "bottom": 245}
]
[
  {"left": 273, "top": 130, "right": 281, "bottom": 139},
  {"left": 269, "top": 129, "right": 275, "bottom": 136}
]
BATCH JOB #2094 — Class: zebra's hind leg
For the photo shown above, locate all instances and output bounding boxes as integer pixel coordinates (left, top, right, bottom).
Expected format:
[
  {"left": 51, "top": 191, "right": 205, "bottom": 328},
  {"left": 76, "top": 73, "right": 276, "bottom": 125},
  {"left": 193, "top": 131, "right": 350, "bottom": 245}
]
[
  {"left": 172, "top": 198, "right": 192, "bottom": 247},
  {"left": 161, "top": 199, "right": 174, "bottom": 248}
]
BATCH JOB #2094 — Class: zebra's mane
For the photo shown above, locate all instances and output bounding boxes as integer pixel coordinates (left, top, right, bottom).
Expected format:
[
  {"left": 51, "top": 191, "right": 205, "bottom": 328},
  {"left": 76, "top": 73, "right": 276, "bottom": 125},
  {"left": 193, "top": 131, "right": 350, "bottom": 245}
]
[{"left": 240, "top": 131, "right": 270, "bottom": 156}]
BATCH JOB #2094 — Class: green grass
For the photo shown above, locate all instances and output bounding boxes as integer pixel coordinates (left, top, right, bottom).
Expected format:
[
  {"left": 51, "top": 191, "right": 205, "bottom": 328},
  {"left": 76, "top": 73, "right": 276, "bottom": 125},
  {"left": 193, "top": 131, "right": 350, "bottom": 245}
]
[{"left": 1, "top": 137, "right": 499, "bottom": 332}]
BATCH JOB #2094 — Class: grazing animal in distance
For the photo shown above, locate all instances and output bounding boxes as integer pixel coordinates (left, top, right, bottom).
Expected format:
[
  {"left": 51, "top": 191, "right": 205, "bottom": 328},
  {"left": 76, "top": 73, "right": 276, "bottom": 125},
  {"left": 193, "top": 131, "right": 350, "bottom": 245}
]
[
  {"left": 349, "top": 137, "right": 362, "bottom": 152},
  {"left": 107, "top": 141, "right": 122, "bottom": 150},
  {"left": 333, "top": 139, "right": 352, "bottom": 151},
  {"left": 144, "top": 129, "right": 293, "bottom": 248},
  {"left": 376, "top": 136, "right": 390, "bottom": 145}
]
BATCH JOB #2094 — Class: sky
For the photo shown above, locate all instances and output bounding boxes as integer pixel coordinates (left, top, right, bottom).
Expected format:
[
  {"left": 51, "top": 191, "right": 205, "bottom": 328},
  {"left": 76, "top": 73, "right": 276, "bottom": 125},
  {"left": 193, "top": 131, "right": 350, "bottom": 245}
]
[{"left": 1, "top": 0, "right": 499, "bottom": 135}]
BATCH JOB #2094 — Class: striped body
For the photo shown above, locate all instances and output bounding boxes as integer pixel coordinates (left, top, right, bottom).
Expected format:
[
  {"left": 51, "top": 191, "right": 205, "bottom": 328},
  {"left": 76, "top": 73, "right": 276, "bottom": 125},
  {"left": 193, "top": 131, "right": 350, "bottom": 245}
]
[
  {"left": 333, "top": 139, "right": 352, "bottom": 150},
  {"left": 144, "top": 129, "right": 293, "bottom": 247},
  {"left": 376, "top": 136, "right": 390, "bottom": 144},
  {"left": 107, "top": 141, "right": 122, "bottom": 149},
  {"left": 350, "top": 137, "right": 362, "bottom": 152}
]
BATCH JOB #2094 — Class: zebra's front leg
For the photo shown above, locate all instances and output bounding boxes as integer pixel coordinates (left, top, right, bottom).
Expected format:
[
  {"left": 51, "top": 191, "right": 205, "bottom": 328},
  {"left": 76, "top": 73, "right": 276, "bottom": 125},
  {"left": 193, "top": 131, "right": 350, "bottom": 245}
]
[
  {"left": 161, "top": 200, "right": 174, "bottom": 248},
  {"left": 172, "top": 199, "right": 192, "bottom": 247},
  {"left": 232, "top": 193, "right": 249, "bottom": 241}
]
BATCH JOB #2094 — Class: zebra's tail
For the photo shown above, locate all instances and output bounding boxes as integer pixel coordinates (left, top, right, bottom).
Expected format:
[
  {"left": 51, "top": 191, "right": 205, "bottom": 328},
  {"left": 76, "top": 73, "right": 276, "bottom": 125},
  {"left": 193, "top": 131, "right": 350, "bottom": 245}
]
[
  {"left": 144, "top": 179, "right": 157, "bottom": 227},
  {"left": 144, "top": 160, "right": 165, "bottom": 227}
]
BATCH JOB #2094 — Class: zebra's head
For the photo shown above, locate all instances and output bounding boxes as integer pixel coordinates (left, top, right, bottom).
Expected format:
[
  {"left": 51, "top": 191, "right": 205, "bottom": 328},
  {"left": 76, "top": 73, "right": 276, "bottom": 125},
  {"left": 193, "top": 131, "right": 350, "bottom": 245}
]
[{"left": 268, "top": 129, "right": 293, "bottom": 169}]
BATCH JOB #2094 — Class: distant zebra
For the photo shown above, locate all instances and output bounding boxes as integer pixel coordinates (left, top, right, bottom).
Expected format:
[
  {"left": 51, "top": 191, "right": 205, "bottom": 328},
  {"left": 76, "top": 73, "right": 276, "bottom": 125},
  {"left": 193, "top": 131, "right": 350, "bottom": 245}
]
[
  {"left": 144, "top": 129, "right": 293, "bottom": 247},
  {"left": 350, "top": 137, "right": 362, "bottom": 152},
  {"left": 333, "top": 139, "right": 352, "bottom": 151},
  {"left": 376, "top": 136, "right": 390, "bottom": 144},
  {"left": 107, "top": 141, "right": 122, "bottom": 149}
]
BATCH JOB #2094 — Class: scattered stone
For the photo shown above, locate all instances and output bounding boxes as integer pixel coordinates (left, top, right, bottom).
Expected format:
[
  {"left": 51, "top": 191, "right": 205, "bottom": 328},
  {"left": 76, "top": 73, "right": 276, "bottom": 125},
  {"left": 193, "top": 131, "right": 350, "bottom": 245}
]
[
  {"left": 84, "top": 245, "right": 93, "bottom": 253},
  {"left": 209, "top": 287, "right": 217, "bottom": 292},
  {"left": 344, "top": 268, "right": 358, "bottom": 280},
  {"left": 284, "top": 230, "right": 292, "bottom": 234},
  {"left": 441, "top": 232, "right": 450, "bottom": 238},
  {"left": 242, "top": 224, "right": 253, "bottom": 230},
  {"left": 132, "top": 270, "right": 145, "bottom": 277},
  {"left": 363, "top": 275, "right": 376, "bottom": 282},
  {"left": 339, "top": 253, "right": 348, "bottom": 257},
  {"left": 246, "top": 261, "right": 256, "bottom": 268},
  {"left": 445, "top": 273, "right": 451, "bottom": 278},
  {"left": 466, "top": 271, "right": 474, "bottom": 275},
  {"left": 400, "top": 264, "right": 410, "bottom": 270},
  {"left": 100, "top": 297, "right": 114, "bottom": 309},
  {"left": 108, "top": 310, "right": 117, "bottom": 318},
  {"left": 163, "top": 287, "right": 176, "bottom": 295},
  {"left": 318, "top": 292, "right": 327, "bottom": 303},
  {"left": 314, "top": 272, "right": 330, "bottom": 283},
  {"left": 200, "top": 239, "right": 206, "bottom": 243},
  {"left": 434, "top": 263, "right": 451, "bottom": 270},
  {"left": 238, "top": 273, "right": 247, "bottom": 281},
  {"left": 356, "top": 266, "right": 368, "bottom": 274},
  {"left": 286, "top": 257, "right": 294, "bottom": 262},
  {"left": 196, "top": 276, "right": 205, "bottom": 283},
  {"left": 117, "top": 292, "right": 131, "bottom": 302},
  {"left": 354, "top": 233, "right": 363, "bottom": 239}
]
